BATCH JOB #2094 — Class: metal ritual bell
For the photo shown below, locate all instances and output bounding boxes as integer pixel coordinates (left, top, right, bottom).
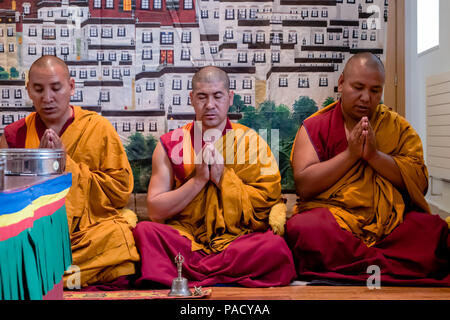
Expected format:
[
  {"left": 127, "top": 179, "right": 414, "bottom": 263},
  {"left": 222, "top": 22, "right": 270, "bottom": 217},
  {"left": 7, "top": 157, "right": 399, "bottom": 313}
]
[{"left": 168, "top": 253, "right": 192, "bottom": 297}]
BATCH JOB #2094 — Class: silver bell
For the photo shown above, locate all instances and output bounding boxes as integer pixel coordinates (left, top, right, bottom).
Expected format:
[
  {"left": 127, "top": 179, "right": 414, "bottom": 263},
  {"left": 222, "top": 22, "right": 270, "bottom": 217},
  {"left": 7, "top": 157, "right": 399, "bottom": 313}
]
[{"left": 168, "top": 253, "right": 192, "bottom": 297}]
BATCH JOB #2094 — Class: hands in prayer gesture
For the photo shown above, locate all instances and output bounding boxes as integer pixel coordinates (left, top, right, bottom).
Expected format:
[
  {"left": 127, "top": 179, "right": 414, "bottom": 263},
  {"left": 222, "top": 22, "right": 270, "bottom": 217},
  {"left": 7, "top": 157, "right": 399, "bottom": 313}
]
[
  {"left": 195, "top": 142, "right": 224, "bottom": 187},
  {"left": 347, "top": 116, "right": 378, "bottom": 162}
]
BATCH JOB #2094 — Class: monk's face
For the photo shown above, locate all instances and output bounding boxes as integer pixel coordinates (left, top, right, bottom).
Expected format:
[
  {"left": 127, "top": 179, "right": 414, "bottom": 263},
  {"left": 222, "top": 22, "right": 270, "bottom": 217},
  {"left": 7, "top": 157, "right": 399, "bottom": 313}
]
[
  {"left": 190, "top": 80, "right": 234, "bottom": 131},
  {"left": 338, "top": 62, "right": 384, "bottom": 122},
  {"left": 27, "top": 63, "right": 75, "bottom": 125}
]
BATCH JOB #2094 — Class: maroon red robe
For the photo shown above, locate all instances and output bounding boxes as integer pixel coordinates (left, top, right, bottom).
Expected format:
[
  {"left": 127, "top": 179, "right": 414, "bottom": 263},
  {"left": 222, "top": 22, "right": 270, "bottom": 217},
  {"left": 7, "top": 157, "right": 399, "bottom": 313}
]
[
  {"left": 286, "top": 102, "right": 450, "bottom": 286},
  {"left": 133, "top": 120, "right": 296, "bottom": 288}
]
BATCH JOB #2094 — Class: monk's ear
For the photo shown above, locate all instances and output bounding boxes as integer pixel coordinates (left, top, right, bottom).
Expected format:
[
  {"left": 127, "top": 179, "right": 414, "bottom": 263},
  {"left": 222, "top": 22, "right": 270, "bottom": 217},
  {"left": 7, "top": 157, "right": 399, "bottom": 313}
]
[
  {"left": 337, "top": 73, "right": 344, "bottom": 93},
  {"left": 228, "top": 90, "right": 234, "bottom": 105},
  {"left": 69, "top": 78, "right": 75, "bottom": 96}
]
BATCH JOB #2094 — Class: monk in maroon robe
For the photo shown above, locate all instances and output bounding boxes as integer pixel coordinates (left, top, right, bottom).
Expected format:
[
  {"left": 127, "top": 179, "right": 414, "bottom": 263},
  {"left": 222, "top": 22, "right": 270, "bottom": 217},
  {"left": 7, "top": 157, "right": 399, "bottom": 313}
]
[
  {"left": 132, "top": 66, "right": 296, "bottom": 288},
  {"left": 287, "top": 52, "right": 450, "bottom": 286}
]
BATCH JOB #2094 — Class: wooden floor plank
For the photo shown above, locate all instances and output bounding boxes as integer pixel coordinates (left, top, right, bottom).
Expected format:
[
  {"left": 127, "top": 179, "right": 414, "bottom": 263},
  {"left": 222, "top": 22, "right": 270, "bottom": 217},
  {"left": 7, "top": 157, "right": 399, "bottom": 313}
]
[{"left": 201, "top": 286, "right": 450, "bottom": 300}]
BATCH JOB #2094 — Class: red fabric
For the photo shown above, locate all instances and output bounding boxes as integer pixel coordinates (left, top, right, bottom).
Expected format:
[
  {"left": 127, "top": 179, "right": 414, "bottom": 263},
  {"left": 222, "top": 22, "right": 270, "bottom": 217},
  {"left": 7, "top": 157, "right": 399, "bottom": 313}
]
[
  {"left": 285, "top": 207, "right": 450, "bottom": 286},
  {"left": 303, "top": 101, "right": 348, "bottom": 162},
  {"left": 4, "top": 106, "right": 75, "bottom": 148},
  {"left": 159, "top": 118, "right": 233, "bottom": 183},
  {"left": 132, "top": 221, "right": 296, "bottom": 288}
]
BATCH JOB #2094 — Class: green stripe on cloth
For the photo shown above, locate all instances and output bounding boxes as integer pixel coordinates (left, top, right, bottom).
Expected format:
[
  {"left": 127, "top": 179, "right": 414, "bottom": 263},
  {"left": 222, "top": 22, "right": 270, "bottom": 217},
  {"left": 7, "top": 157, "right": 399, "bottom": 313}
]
[{"left": 0, "top": 206, "right": 72, "bottom": 300}]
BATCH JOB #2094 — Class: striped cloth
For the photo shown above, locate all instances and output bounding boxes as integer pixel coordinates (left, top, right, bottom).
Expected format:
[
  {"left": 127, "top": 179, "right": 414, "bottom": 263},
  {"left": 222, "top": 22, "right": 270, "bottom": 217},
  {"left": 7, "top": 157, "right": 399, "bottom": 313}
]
[{"left": 0, "top": 174, "right": 72, "bottom": 300}]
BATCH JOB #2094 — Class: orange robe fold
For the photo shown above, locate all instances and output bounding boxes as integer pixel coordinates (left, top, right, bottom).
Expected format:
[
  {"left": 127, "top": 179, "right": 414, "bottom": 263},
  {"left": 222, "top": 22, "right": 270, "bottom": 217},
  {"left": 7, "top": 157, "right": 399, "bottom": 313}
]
[
  {"left": 292, "top": 102, "right": 430, "bottom": 246},
  {"left": 160, "top": 120, "right": 282, "bottom": 253},
  {"left": 24, "top": 106, "right": 140, "bottom": 287}
]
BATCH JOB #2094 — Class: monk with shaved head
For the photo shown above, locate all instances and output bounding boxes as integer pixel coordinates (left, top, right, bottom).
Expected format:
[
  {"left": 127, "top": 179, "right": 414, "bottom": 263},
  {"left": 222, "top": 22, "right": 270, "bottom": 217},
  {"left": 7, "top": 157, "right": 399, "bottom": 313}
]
[
  {"left": 286, "top": 52, "right": 450, "bottom": 285},
  {"left": 132, "top": 65, "right": 296, "bottom": 288},
  {"left": 1, "top": 56, "right": 140, "bottom": 288}
]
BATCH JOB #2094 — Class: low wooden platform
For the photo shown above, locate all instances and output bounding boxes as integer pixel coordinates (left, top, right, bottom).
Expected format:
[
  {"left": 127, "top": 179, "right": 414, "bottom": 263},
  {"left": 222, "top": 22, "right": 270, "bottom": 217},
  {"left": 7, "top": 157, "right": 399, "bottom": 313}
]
[{"left": 201, "top": 285, "right": 450, "bottom": 300}]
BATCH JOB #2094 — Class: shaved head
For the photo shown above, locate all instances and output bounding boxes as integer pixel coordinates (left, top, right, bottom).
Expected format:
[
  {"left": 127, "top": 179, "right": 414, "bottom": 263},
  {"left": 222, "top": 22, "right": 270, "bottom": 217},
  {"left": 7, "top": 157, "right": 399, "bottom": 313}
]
[
  {"left": 29, "top": 55, "right": 70, "bottom": 80},
  {"left": 342, "top": 52, "right": 385, "bottom": 80},
  {"left": 192, "top": 66, "right": 230, "bottom": 91}
]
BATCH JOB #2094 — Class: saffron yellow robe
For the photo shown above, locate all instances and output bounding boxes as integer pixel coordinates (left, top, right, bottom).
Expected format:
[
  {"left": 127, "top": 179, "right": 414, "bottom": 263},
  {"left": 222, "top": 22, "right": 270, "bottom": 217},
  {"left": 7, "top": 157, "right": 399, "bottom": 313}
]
[
  {"left": 292, "top": 102, "right": 430, "bottom": 246},
  {"left": 24, "top": 106, "right": 140, "bottom": 287},
  {"left": 160, "top": 121, "right": 282, "bottom": 253}
]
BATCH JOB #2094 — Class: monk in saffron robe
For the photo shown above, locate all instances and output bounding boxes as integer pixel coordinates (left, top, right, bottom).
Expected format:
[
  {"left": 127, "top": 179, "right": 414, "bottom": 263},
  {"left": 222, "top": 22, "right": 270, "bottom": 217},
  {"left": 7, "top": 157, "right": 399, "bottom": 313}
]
[
  {"left": 0, "top": 56, "right": 140, "bottom": 288},
  {"left": 133, "top": 66, "right": 296, "bottom": 288},
  {"left": 287, "top": 52, "right": 450, "bottom": 286}
]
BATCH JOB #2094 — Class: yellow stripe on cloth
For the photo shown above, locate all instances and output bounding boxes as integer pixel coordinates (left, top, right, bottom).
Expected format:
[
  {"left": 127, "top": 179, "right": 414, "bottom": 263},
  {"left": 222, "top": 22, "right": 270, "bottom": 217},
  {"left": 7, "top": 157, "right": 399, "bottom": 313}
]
[{"left": 0, "top": 188, "right": 69, "bottom": 227}]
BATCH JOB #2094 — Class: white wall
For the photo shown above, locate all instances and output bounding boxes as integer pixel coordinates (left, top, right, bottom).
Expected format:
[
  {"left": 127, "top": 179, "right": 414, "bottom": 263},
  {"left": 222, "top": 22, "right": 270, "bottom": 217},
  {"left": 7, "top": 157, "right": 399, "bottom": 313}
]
[{"left": 405, "top": 0, "right": 450, "bottom": 213}]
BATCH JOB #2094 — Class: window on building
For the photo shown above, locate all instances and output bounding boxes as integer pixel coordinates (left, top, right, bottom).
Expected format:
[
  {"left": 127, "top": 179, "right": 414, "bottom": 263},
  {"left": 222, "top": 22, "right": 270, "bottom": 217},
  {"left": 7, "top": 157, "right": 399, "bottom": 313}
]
[
  {"left": 184, "top": 0, "right": 193, "bottom": 9},
  {"left": 238, "top": 52, "right": 247, "bottom": 63},
  {"left": 166, "top": 0, "right": 180, "bottom": 10},
  {"left": 298, "top": 77, "right": 309, "bottom": 88},
  {"left": 222, "top": 29, "right": 233, "bottom": 41},
  {"left": 28, "top": 27, "right": 37, "bottom": 37},
  {"left": 418, "top": 0, "right": 439, "bottom": 54},
  {"left": 141, "top": 0, "right": 149, "bottom": 9},
  {"left": 142, "top": 32, "right": 152, "bottom": 43},
  {"left": 160, "top": 32, "right": 174, "bottom": 44},
  {"left": 94, "top": 0, "right": 101, "bottom": 8},
  {"left": 105, "top": 0, "right": 114, "bottom": 8},
  {"left": 100, "top": 91, "right": 110, "bottom": 102},
  {"left": 90, "top": 69, "right": 97, "bottom": 77},
  {"left": 112, "top": 69, "right": 121, "bottom": 79},
  {"left": 201, "top": 9, "right": 208, "bottom": 18},
  {"left": 242, "top": 79, "right": 252, "bottom": 89},
  {"left": 109, "top": 52, "right": 116, "bottom": 61},
  {"left": 146, "top": 81, "right": 156, "bottom": 91},
  {"left": 361, "top": 32, "right": 368, "bottom": 40},
  {"left": 181, "top": 31, "right": 191, "bottom": 43},
  {"left": 149, "top": 122, "right": 157, "bottom": 132},
  {"left": 353, "top": 29, "right": 359, "bottom": 39},
  {"left": 238, "top": 8, "right": 246, "bottom": 19},
  {"left": 117, "top": 27, "right": 126, "bottom": 37},
  {"left": 173, "top": 95, "right": 181, "bottom": 105},
  {"left": 71, "top": 90, "right": 83, "bottom": 102},
  {"left": 2, "top": 115, "right": 14, "bottom": 125},
  {"left": 279, "top": 77, "right": 288, "bottom": 87},
  {"left": 225, "top": 8, "right": 235, "bottom": 20},
  {"left": 229, "top": 79, "right": 236, "bottom": 90},
  {"left": 2, "top": 89, "right": 10, "bottom": 99},
  {"left": 243, "top": 32, "right": 252, "bottom": 44},
  {"left": 42, "top": 28, "right": 56, "bottom": 40},
  {"left": 154, "top": 0, "right": 162, "bottom": 9},
  {"left": 319, "top": 77, "right": 328, "bottom": 87},
  {"left": 28, "top": 45, "right": 36, "bottom": 55},
  {"left": 90, "top": 27, "right": 98, "bottom": 37},
  {"left": 311, "top": 9, "right": 318, "bottom": 18},
  {"left": 61, "top": 28, "right": 69, "bottom": 37},
  {"left": 14, "top": 89, "right": 22, "bottom": 99},
  {"left": 42, "top": 46, "right": 55, "bottom": 55},
  {"left": 123, "top": 122, "right": 131, "bottom": 132},
  {"left": 142, "top": 48, "right": 152, "bottom": 60},
  {"left": 121, "top": 52, "right": 131, "bottom": 61},
  {"left": 314, "top": 33, "right": 324, "bottom": 44},
  {"left": 256, "top": 32, "right": 265, "bottom": 43},
  {"left": 61, "top": 46, "right": 69, "bottom": 55},
  {"left": 103, "top": 68, "right": 110, "bottom": 76},
  {"left": 321, "top": 9, "right": 328, "bottom": 18},
  {"left": 210, "top": 46, "right": 218, "bottom": 54},
  {"left": 271, "top": 51, "right": 280, "bottom": 63},
  {"left": 370, "top": 32, "right": 376, "bottom": 41},
  {"left": 136, "top": 122, "right": 144, "bottom": 132},
  {"left": 254, "top": 52, "right": 265, "bottom": 63},
  {"left": 97, "top": 52, "right": 104, "bottom": 61},
  {"left": 102, "top": 27, "right": 113, "bottom": 38},
  {"left": 172, "top": 79, "right": 182, "bottom": 90},
  {"left": 301, "top": 9, "right": 308, "bottom": 18},
  {"left": 181, "top": 48, "right": 191, "bottom": 60},
  {"left": 243, "top": 95, "right": 251, "bottom": 104}
]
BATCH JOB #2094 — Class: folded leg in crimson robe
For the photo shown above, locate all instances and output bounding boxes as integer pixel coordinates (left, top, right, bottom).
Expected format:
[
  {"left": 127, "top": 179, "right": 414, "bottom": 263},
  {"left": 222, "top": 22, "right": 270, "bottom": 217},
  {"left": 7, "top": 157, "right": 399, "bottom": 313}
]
[
  {"left": 132, "top": 221, "right": 296, "bottom": 288},
  {"left": 285, "top": 208, "right": 450, "bottom": 286}
]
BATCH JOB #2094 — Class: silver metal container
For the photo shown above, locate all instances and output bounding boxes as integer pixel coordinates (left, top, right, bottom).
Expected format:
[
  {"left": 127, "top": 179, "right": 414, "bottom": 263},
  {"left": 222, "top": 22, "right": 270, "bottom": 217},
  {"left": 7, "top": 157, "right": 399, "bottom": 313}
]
[
  {"left": 0, "top": 157, "right": 4, "bottom": 191},
  {"left": 0, "top": 148, "right": 65, "bottom": 176}
]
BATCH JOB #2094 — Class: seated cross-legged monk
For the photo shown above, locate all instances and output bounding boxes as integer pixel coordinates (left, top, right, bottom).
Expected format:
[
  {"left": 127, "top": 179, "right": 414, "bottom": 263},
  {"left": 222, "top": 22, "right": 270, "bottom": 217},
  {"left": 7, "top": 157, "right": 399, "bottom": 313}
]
[
  {"left": 0, "top": 56, "right": 140, "bottom": 288},
  {"left": 286, "top": 52, "right": 450, "bottom": 286},
  {"left": 133, "top": 66, "right": 296, "bottom": 288}
]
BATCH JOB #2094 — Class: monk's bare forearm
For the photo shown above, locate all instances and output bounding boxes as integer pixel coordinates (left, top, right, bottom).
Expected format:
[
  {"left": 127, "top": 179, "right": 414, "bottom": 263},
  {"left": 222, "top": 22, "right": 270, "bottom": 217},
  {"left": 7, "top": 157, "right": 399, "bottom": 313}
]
[
  {"left": 147, "top": 176, "right": 207, "bottom": 223},
  {"left": 366, "top": 150, "right": 405, "bottom": 190},
  {"left": 294, "top": 149, "right": 358, "bottom": 200}
]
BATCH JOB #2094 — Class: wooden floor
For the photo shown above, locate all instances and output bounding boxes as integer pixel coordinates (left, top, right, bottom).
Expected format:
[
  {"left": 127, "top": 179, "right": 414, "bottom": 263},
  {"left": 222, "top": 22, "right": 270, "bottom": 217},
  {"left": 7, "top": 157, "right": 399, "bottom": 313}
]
[{"left": 202, "top": 286, "right": 450, "bottom": 300}]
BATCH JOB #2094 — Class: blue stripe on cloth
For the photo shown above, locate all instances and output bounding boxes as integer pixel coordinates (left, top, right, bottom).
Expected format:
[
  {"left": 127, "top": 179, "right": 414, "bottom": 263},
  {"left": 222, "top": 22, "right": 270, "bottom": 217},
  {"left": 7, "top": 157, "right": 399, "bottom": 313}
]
[{"left": 0, "top": 173, "right": 72, "bottom": 216}]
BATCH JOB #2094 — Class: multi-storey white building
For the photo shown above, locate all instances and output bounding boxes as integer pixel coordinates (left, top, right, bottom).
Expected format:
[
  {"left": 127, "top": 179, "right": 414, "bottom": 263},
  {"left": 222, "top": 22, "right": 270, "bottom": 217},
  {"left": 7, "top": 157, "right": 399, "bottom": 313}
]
[{"left": 0, "top": 0, "right": 388, "bottom": 142}]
